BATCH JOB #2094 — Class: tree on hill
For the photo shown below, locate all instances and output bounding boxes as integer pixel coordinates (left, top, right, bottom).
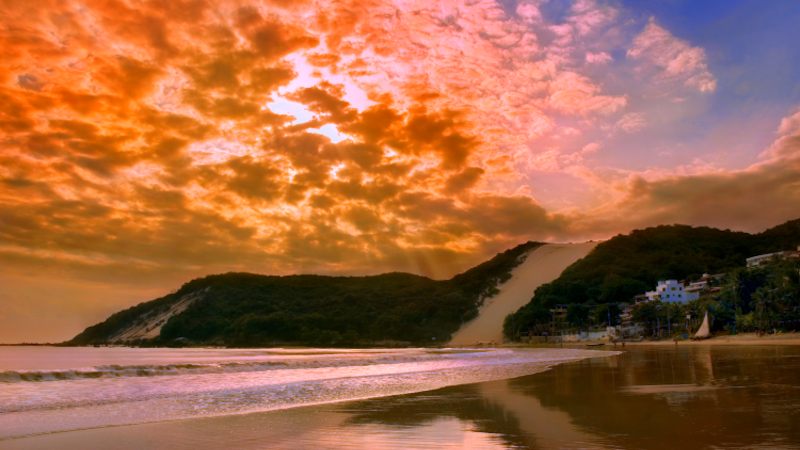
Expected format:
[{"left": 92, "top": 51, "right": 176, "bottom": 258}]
[
  {"left": 71, "top": 242, "right": 544, "bottom": 347},
  {"left": 566, "top": 303, "right": 590, "bottom": 327},
  {"left": 750, "top": 218, "right": 800, "bottom": 255},
  {"left": 505, "top": 220, "right": 800, "bottom": 340},
  {"left": 593, "top": 303, "right": 621, "bottom": 327}
]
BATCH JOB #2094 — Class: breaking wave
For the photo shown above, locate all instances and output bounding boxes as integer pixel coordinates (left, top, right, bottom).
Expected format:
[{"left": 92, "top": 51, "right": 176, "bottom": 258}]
[
  {"left": 0, "top": 348, "right": 617, "bottom": 440},
  {"left": 0, "top": 349, "right": 487, "bottom": 383},
  {"left": 0, "top": 362, "right": 295, "bottom": 382}
]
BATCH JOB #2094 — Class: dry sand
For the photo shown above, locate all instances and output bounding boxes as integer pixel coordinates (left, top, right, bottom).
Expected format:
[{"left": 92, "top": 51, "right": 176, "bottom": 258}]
[
  {"left": 449, "top": 242, "right": 598, "bottom": 346},
  {"left": 538, "top": 333, "right": 800, "bottom": 348},
  {"left": 109, "top": 290, "right": 205, "bottom": 341},
  {"left": 622, "top": 333, "right": 800, "bottom": 346}
]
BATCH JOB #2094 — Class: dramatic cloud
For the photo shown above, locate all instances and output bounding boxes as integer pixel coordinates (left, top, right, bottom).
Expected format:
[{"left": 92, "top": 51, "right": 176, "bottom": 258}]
[
  {"left": 627, "top": 17, "right": 717, "bottom": 94},
  {"left": 616, "top": 112, "right": 646, "bottom": 133},
  {"left": 0, "top": 0, "right": 796, "bottom": 341}
]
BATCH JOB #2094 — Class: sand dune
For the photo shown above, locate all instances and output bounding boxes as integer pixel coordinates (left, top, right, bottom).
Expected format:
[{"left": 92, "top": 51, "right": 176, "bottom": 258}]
[
  {"left": 109, "top": 290, "right": 206, "bottom": 342},
  {"left": 449, "top": 242, "right": 598, "bottom": 346}
]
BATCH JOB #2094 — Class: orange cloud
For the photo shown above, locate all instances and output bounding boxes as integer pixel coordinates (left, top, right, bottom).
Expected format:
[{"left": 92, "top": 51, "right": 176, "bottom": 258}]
[{"left": 0, "top": 0, "right": 797, "bottom": 342}]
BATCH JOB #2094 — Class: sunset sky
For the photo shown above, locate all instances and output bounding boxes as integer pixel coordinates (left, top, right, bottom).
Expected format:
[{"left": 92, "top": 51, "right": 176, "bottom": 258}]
[{"left": 2, "top": 0, "right": 800, "bottom": 342}]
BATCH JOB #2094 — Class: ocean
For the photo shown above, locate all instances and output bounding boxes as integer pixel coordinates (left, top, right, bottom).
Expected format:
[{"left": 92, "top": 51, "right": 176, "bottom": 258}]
[
  {"left": 4, "top": 345, "right": 800, "bottom": 449},
  {"left": 0, "top": 346, "right": 608, "bottom": 444}
]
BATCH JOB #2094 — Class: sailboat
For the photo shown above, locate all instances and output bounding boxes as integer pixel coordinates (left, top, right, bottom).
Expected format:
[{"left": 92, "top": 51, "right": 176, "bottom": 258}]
[{"left": 693, "top": 311, "right": 712, "bottom": 340}]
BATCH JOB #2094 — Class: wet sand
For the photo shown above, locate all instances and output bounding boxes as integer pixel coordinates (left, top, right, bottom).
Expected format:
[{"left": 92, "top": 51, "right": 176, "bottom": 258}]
[
  {"left": 449, "top": 242, "right": 598, "bottom": 346},
  {"left": 546, "top": 333, "right": 800, "bottom": 348},
  {"left": 629, "top": 333, "right": 800, "bottom": 346},
  {"left": 6, "top": 346, "right": 800, "bottom": 450}
]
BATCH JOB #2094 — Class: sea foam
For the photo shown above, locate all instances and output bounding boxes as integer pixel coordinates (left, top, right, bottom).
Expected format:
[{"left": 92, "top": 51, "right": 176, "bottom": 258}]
[{"left": 0, "top": 347, "right": 616, "bottom": 440}]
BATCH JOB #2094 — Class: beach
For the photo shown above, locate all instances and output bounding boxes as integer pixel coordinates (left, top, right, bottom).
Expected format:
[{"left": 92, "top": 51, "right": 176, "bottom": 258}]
[
  {"left": 0, "top": 346, "right": 611, "bottom": 444},
  {"left": 628, "top": 332, "right": 800, "bottom": 346},
  {"left": 4, "top": 345, "right": 800, "bottom": 449},
  {"left": 541, "top": 332, "right": 800, "bottom": 348}
]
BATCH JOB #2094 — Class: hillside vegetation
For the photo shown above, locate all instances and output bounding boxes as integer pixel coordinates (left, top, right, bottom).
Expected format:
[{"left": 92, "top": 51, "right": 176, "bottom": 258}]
[
  {"left": 70, "top": 242, "right": 543, "bottom": 347},
  {"left": 505, "top": 219, "right": 800, "bottom": 338}
]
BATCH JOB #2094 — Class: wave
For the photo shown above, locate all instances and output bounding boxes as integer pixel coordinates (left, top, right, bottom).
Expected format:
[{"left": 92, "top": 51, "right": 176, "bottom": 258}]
[
  {"left": 0, "top": 349, "right": 489, "bottom": 383},
  {"left": 0, "top": 362, "right": 287, "bottom": 383},
  {"left": 0, "top": 348, "right": 619, "bottom": 440}
]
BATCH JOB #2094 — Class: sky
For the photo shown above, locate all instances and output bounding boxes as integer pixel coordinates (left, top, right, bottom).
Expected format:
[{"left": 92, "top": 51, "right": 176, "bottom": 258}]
[{"left": 1, "top": 0, "right": 800, "bottom": 342}]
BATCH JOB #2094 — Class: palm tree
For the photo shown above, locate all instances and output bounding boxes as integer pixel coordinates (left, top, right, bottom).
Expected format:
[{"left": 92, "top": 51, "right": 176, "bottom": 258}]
[
  {"left": 750, "top": 287, "right": 780, "bottom": 333},
  {"left": 783, "top": 268, "right": 800, "bottom": 308},
  {"left": 735, "top": 311, "right": 755, "bottom": 332},
  {"left": 724, "top": 269, "right": 749, "bottom": 313}
]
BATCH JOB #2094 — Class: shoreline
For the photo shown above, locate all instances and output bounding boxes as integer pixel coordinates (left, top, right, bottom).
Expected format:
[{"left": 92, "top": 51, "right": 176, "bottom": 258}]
[
  {"left": 0, "top": 347, "right": 614, "bottom": 440},
  {"left": 9, "top": 331, "right": 800, "bottom": 349},
  {"left": 501, "top": 332, "right": 800, "bottom": 348},
  {"left": 5, "top": 343, "right": 797, "bottom": 449}
]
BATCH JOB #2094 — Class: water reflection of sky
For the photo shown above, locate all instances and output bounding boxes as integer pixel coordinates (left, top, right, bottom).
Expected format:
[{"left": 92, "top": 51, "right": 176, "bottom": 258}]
[
  {"left": 346, "top": 346, "right": 800, "bottom": 449},
  {"left": 5, "top": 347, "right": 800, "bottom": 450}
]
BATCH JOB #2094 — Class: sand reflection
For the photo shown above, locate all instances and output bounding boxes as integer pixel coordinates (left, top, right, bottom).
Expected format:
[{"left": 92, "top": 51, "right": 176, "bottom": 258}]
[{"left": 4, "top": 347, "right": 800, "bottom": 450}]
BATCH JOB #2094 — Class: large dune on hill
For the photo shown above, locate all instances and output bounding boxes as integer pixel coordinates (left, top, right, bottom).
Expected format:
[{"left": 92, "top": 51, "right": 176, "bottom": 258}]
[{"left": 449, "top": 242, "right": 599, "bottom": 346}]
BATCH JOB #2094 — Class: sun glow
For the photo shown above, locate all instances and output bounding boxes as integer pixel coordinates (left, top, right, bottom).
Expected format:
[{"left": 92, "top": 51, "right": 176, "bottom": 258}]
[{"left": 2, "top": 0, "right": 800, "bottom": 342}]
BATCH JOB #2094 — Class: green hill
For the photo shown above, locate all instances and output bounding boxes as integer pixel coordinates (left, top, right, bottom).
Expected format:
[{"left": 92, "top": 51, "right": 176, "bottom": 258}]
[
  {"left": 505, "top": 219, "right": 800, "bottom": 338},
  {"left": 70, "top": 241, "right": 543, "bottom": 347}
]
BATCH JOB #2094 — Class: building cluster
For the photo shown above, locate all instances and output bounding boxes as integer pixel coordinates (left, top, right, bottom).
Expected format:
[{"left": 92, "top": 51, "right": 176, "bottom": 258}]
[
  {"left": 637, "top": 245, "right": 800, "bottom": 306},
  {"left": 746, "top": 246, "right": 800, "bottom": 267},
  {"left": 522, "top": 245, "right": 800, "bottom": 343},
  {"left": 639, "top": 273, "right": 726, "bottom": 305}
]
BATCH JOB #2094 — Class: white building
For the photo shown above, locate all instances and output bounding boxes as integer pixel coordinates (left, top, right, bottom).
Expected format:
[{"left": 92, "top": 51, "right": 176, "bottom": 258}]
[
  {"left": 645, "top": 280, "right": 687, "bottom": 304},
  {"left": 684, "top": 282, "right": 702, "bottom": 301},
  {"left": 747, "top": 251, "right": 791, "bottom": 267},
  {"left": 684, "top": 273, "right": 726, "bottom": 301},
  {"left": 562, "top": 329, "right": 610, "bottom": 342},
  {"left": 746, "top": 246, "right": 800, "bottom": 267}
]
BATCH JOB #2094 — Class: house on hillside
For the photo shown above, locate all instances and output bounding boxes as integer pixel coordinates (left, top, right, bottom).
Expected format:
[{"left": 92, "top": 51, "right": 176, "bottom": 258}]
[
  {"left": 610, "top": 302, "right": 644, "bottom": 340},
  {"left": 645, "top": 280, "right": 688, "bottom": 303},
  {"left": 549, "top": 304, "right": 569, "bottom": 331},
  {"left": 684, "top": 273, "right": 725, "bottom": 301},
  {"left": 746, "top": 245, "right": 800, "bottom": 267},
  {"left": 619, "top": 301, "right": 636, "bottom": 325}
]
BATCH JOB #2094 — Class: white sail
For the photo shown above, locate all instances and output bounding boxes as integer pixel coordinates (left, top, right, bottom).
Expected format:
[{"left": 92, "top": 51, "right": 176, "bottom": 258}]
[{"left": 694, "top": 312, "right": 711, "bottom": 340}]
